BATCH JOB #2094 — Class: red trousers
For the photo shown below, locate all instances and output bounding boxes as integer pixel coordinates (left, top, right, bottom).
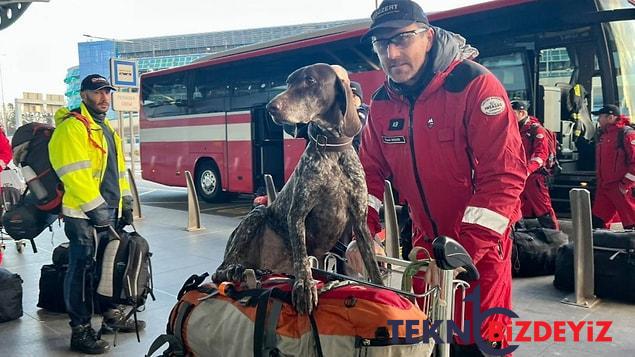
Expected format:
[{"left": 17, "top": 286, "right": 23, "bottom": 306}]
[
  {"left": 412, "top": 232, "right": 513, "bottom": 354},
  {"left": 593, "top": 185, "right": 635, "bottom": 228},
  {"left": 521, "top": 173, "right": 559, "bottom": 229}
]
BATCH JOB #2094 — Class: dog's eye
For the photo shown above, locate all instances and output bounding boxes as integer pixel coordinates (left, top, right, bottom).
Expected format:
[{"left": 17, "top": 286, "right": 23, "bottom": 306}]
[{"left": 304, "top": 76, "right": 317, "bottom": 85}]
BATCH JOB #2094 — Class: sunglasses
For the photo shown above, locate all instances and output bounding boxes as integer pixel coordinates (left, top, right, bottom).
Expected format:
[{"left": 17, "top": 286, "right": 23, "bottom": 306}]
[{"left": 371, "top": 28, "right": 429, "bottom": 53}]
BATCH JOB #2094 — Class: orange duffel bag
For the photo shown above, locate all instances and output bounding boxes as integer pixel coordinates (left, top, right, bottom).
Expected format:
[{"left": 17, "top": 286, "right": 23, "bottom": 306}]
[{"left": 146, "top": 272, "right": 433, "bottom": 357}]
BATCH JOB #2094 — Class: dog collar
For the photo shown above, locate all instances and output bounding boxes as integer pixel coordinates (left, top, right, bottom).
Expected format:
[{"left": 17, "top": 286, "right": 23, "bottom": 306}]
[{"left": 308, "top": 124, "right": 353, "bottom": 152}]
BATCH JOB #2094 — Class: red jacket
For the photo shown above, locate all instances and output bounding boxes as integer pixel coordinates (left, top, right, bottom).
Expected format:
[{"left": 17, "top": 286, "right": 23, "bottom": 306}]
[
  {"left": 519, "top": 116, "right": 549, "bottom": 175},
  {"left": 596, "top": 123, "right": 635, "bottom": 189},
  {"left": 0, "top": 128, "right": 12, "bottom": 171},
  {"left": 360, "top": 59, "right": 527, "bottom": 264}
]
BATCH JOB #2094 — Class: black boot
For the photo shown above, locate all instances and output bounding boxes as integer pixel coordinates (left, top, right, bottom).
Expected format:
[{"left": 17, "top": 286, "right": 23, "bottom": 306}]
[
  {"left": 101, "top": 306, "right": 146, "bottom": 334},
  {"left": 70, "top": 324, "right": 110, "bottom": 354}
]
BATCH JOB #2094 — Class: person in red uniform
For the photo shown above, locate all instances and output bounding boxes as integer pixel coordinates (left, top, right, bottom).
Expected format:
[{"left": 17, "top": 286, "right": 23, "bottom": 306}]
[
  {"left": 0, "top": 125, "right": 12, "bottom": 266},
  {"left": 591, "top": 104, "right": 635, "bottom": 229},
  {"left": 359, "top": 1, "right": 526, "bottom": 355},
  {"left": 511, "top": 100, "right": 559, "bottom": 229}
]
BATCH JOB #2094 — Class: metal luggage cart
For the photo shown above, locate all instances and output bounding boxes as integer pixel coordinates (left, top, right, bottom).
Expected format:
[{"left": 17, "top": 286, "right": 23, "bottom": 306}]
[
  {"left": 0, "top": 168, "right": 28, "bottom": 253},
  {"left": 318, "top": 180, "right": 476, "bottom": 357}
]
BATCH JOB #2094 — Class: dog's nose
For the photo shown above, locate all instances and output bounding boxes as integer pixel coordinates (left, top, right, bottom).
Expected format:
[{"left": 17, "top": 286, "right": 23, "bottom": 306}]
[{"left": 266, "top": 100, "right": 281, "bottom": 117}]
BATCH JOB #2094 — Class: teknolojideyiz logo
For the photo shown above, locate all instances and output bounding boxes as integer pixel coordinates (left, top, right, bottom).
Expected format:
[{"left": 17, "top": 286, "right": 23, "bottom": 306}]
[{"left": 387, "top": 286, "right": 613, "bottom": 356}]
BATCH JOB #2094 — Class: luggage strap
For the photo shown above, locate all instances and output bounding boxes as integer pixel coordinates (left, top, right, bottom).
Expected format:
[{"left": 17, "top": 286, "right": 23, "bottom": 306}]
[
  {"left": 177, "top": 272, "right": 210, "bottom": 300},
  {"left": 145, "top": 334, "right": 185, "bottom": 357},
  {"left": 252, "top": 287, "right": 324, "bottom": 357}
]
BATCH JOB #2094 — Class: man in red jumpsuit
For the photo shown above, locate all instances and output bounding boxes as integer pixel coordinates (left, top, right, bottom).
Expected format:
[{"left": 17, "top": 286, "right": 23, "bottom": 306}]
[
  {"left": 591, "top": 104, "right": 635, "bottom": 229},
  {"left": 511, "top": 100, "right": 559, "bottom": 229},
  {"left": 359, "top": 1, "right": 526, "bottom": 355}
]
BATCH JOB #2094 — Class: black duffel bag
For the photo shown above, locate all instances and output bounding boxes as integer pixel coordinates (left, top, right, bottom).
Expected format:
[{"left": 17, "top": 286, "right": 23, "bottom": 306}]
[
  {"left": 0, "top": 267, "right": 23, "bottom": 322},
  {"left": 512, "top": 227, "right": 569, "bottom": 277},
  {"left": 37, "top": 264, "right": 67, "bottom": 313},
  {"left": 593, "top": 229, "right": 635, "bottom": 302},
  {"left": 553, "top": 230, "right": 635, "bottom": 303}
]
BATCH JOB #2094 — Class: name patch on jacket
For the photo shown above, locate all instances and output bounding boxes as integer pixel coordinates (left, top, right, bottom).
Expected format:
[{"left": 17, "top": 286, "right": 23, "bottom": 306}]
[
  {"left": 388, "top": 118, "right": 405, "bottom": 130},
  {"left": 382, "top": 135, "right": 406, "bottom": 144},
  {"left": 480, "top": 96, "right": 506, "bottom": 116}
]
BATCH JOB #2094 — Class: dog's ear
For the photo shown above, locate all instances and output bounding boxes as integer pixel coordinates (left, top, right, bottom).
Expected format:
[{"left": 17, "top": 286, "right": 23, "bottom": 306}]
[{"left": 333, "top": 70, "right": 362, "bottom": 138}]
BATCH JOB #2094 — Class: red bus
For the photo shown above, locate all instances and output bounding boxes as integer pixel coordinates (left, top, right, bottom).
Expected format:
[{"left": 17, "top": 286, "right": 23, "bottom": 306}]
[{"left": 140, "top": 0, "right": 634, "bottom": 213}]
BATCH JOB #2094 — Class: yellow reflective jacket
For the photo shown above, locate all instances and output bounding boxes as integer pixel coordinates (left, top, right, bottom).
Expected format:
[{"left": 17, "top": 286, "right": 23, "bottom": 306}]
[{"left": 50, "top": 103, "right": 131, "bottom": 219}]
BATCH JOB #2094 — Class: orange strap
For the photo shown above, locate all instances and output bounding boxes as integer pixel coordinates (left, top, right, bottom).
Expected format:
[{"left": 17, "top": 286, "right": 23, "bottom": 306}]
[{"left": 64, "top": 112, "right": 107, "bottom": 154}]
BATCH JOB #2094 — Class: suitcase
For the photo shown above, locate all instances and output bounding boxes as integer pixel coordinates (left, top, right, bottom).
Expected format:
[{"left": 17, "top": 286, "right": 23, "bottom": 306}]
[
  {"left": 0, "top": 267, "right": 23, "bottom": 322},
  {"left": 512, "top": 228, "right": 569, "bottom": 277},
  {"left": 37, "top": 264, "right": 67, "bottom": 313},
  {"left": 553, "top": 230, "right": 635, "bottom": 302}
]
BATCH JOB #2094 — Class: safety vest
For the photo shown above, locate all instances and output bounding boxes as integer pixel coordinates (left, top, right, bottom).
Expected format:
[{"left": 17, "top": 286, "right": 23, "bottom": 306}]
[{"left": 49, "top": 103, "right": 131, "bottom": 219}]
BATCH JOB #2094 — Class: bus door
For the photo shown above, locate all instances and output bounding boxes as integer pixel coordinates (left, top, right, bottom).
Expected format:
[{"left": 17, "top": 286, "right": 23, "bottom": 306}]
[{"left": 251, "top": 106, "right": 285, "bottom": 194}]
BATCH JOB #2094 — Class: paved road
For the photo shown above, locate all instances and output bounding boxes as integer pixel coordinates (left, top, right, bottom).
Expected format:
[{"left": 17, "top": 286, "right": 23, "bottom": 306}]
[{"left": 135, "top": 178, "right": 253, "bottom": 218}]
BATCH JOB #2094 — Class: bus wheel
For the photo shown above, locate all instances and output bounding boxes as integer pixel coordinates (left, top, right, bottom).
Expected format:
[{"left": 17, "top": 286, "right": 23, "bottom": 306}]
[{"left": 195, "top": 163, "right": 224, "bottom": 203}]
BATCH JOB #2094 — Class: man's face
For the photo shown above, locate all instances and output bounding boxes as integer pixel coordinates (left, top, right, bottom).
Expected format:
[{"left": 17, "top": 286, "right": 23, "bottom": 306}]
[
  {"left": 513, "top": 109, "right": 527, "bottom": 122},
  {"left": 598, "top": 113, "right": 616, "bottom": 129},
  {"left": 81, "top": 88, "right": 112, "bottom": 114},
  {"left": 372, "top": 23, "right": 434, "bottom": 85}
]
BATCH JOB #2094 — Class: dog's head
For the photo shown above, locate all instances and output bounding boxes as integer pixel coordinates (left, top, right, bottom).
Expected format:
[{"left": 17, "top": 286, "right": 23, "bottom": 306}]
[{"left": 266, "top": 63, "right": 361, "bottom": 138}]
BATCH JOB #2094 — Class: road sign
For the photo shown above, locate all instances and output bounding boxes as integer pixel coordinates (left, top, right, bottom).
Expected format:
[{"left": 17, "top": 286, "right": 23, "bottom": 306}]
[
  {"left": 110, "top": 59, "right": 138, "bottom": 88},
  {"left": 112, "top": 91, "right": 140, "bottom": 112}
]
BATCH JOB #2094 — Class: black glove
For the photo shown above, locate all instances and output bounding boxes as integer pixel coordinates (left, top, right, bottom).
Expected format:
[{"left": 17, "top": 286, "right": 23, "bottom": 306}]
[
  {"left": 85, "top": 203, "right": 111, "bottom": 227},
  {"left": 120, "top": 195, "right": 134, "bottom": 227}
]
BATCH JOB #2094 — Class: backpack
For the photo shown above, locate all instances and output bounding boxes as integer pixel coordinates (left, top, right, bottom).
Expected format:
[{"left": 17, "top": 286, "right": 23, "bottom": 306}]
[
  {"left": 530, "top": 123, "right": 561, "bottom": 175},
  {"left": 617, "top": 124, "right": 635, "bottom": 163},
  {"left": 11, "top": 112, "right": 103, "bottom": 214},
  {"left": 1, "top": 192, "right": 58, "bottom": 253},
  {"left": 11, "top": 123, "right": 63, "bottom": 213},
  {"left": 95, "top": 226, "right": 155, "bottom": 338}
]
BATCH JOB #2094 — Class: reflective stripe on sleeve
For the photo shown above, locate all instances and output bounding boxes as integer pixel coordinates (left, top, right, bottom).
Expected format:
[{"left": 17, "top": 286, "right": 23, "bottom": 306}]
[
  {"left": 56, "top": 160, "right": 91, "bottom": 177},
  {"left": 461, "top": 206, "right": 509, "bottom": 235},
  {"left": 80, "top": 196, "right": 106, "bottom": 212},
  {"left": 625, "top": 173, "right": 635, "bottom": 182},
  {"left": 368, "top": 194, "right": 382, "bottom": 213},
  {"left": 530, "top": 157, "right": 544, "bottom": 165}
]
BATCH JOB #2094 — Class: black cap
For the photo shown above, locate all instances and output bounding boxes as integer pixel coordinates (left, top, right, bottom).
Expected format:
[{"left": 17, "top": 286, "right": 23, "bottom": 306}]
[
  {"left": 511, "top": 100, "right": 528, "bottom": 111},
  {"left": 591, "top": 104, "right": 620, "bottom": 116},
  {"left": 361, "top": 0, "right": 430, "bottom": 42},
  {"left": 80, "top": 74, "right": 116, "bottom": 92},
  {"left": 350, "top": 81, "right": 364, "bottom": 101}
]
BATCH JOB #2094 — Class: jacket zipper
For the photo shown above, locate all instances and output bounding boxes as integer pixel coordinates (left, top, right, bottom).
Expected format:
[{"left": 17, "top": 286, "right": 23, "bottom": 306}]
[{"left": 408, "top": 101, "right": 439, "bottom": 238}]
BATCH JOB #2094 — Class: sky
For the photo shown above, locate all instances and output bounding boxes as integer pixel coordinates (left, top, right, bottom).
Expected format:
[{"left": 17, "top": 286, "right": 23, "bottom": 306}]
[{"left": 0, "top": 0, "right": 487, "bottom": 104}]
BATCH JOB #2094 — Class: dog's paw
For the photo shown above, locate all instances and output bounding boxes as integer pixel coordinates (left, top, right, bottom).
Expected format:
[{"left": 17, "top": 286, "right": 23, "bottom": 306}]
[
  {"left": 292, "top": 276, "right": 318, "bottom": 314},
  {"left": 212, "top": 264, "right": 246, "bottom": 283}
]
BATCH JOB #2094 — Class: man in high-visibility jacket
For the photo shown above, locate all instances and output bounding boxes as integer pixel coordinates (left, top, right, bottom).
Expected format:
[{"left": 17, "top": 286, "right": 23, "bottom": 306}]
[{"left": 49, "top": 74, "right": 139, "bottom": 354}]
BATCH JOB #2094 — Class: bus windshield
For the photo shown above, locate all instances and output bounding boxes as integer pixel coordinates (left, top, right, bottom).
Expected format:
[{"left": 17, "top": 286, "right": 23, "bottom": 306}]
[{"left": 599, "top": 0, "right": 635, "bottom": 115}]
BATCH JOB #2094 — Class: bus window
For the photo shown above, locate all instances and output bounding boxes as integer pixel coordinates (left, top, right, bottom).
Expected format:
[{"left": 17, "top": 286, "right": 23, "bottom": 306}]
[
  {"left": 479, "top": 52, "right": 529, "bottom": 100},
  {"left": 192, "top": 67, "right": 230, "bottom": 114},
  {"left": 141, "top": 71, "right": 188, "bottom": 118},
  {"left": 538, "top": 47, "right": 574, "bottom": 87}
]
